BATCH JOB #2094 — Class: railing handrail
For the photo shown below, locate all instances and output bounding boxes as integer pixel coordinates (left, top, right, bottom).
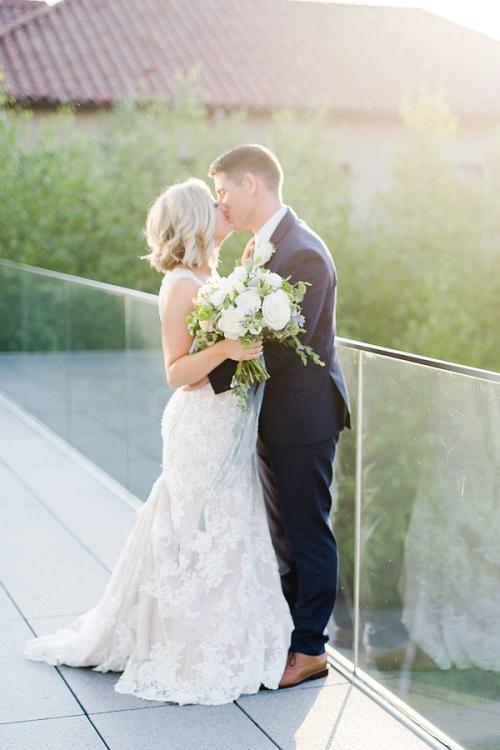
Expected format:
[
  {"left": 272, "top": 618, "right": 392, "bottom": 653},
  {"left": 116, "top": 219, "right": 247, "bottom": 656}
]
[
  {"left": 336, "top": 337, "right": 500, "bottom": 384},
  {"left": 0, "top": 257, "right": 158, "bottom": 303},
  {"left": 2, "top": 257, "right": 499, "bottom": 384}
]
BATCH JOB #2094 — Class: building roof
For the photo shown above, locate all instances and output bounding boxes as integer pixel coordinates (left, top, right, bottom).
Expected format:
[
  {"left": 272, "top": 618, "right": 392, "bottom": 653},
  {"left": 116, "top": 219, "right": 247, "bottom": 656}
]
[
  {"left": 1, "top": 0, "right": 500, "bottom": 119},
  {"left": 0, "top": 0, "right": 46, "bottom": 33}
]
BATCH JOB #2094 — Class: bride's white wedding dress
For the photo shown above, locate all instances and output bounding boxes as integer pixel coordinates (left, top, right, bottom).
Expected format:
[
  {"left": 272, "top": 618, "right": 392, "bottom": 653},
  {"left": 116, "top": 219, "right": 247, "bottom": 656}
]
[{"left": 24, "top": 267, "right": 294, "bottom": 705}]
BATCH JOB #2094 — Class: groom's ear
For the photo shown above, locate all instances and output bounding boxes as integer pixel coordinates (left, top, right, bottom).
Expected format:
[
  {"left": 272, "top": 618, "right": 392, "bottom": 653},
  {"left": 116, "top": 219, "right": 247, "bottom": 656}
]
[{"left": 243, "top": 172, "right": 258, "bottom": 195}]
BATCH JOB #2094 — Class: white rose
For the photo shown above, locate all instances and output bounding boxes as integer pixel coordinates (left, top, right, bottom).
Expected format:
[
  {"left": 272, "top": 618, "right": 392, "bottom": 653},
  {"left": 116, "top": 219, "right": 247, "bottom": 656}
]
[
  {"left": 218, "top": 306, "right": 246, "bottom": 339},
  {"left": 253, "top": 239, "right": 275, "bottom": 267},
  {"left": 262, "top": 290, "right": 291, "bottom": 331},
  {"left": 262, "top": 270, "right": 283, "bottom": 290},
  {"left": 208, "top": 278, "right": 233, "bottom": 307},
  {"left": 226, "top": 269, "right": 246, "bottom": 293},
  {"left": 229, "top": 266, "right": 248, "bottom": 282},
  {"left": 235, "top": 289, "right": 262, "bottom": 314}
]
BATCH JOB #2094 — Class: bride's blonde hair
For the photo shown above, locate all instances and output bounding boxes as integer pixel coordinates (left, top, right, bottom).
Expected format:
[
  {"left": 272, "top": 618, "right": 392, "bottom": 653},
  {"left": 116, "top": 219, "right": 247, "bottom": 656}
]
[{"left": 142, "top": 178, "right": 216, "bottom": 272}]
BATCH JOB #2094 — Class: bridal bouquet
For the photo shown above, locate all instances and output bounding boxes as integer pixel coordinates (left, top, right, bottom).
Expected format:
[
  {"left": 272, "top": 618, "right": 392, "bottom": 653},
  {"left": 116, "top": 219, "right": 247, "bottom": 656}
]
[{"left": 187, "top": 240, "right": 324, "bottom": 408}]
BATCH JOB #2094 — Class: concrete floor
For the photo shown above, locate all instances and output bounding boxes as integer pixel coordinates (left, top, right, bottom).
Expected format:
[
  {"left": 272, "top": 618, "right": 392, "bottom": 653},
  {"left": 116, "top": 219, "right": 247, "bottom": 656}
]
[{"left": 0, "top": 391, "right": 440, "bottom": 750}]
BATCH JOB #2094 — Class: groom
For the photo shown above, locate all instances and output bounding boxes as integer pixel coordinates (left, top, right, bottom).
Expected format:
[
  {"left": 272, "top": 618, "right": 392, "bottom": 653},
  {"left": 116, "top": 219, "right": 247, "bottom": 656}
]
[{"left": 207, "top": 144, "right": 351, "bottom": 688}]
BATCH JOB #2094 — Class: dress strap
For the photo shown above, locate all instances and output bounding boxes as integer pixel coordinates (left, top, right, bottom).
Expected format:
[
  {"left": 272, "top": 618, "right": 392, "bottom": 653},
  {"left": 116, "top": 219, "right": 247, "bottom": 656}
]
[{"left": 167, "top": 268, "right": 204, "bottom": 284}]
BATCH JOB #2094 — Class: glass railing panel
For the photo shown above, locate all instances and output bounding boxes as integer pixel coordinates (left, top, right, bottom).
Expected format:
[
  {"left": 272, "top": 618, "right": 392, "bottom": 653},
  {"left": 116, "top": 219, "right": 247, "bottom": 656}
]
[
  {"left": 357, "top": 351, "right": 500, "bottom": 750},
  {"left": 66, "top": 282, "right": 128, "bottom": 486},
  {"left": 0, "top": 262, "right": 31, "bottom": 413},
  {"left": 0, "top": 265, "right": 71, "bottom": 439},
  {"left": 328, "top": 343, "right": 358, "bottom": 667},
  {"left": 24, "top": 271, "right": 71, "bottom": 438},
  {"left": 124, "top": 294, "right": 171, "bottom": 499}
]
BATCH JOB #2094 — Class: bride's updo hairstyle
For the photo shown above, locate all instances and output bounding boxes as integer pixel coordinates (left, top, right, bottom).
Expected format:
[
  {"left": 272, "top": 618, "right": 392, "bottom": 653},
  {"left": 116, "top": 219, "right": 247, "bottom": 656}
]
[{"left": 143, "top": 178, "right": 216, "bottom": 273}]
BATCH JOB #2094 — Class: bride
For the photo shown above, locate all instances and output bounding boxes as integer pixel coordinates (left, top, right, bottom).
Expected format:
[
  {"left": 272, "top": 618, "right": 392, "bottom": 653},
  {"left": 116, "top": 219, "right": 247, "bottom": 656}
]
[{"left": 24, "top": 178, "right": 294, "bottom": 705}]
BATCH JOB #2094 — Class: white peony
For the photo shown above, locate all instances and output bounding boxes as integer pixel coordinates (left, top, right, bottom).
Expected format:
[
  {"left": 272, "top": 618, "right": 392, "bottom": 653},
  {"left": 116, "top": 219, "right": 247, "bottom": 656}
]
[
  {"left": 262, "top": 290, "right": 291, "bottom": 331},
  {"left": 235, "top": 289, "right": 262, "bottom": 314},
  {"left": 218, "top": 306, "right": 246, "bottom": 339},
  {"left": 253, "top": 239, "right": 275, "bottom": 267}
]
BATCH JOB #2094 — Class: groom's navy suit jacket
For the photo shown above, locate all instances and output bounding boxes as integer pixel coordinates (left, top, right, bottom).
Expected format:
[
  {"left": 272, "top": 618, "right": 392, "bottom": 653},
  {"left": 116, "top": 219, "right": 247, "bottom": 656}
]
[{"left": 208, "top": 207, "right": 351, "bottom": 448}]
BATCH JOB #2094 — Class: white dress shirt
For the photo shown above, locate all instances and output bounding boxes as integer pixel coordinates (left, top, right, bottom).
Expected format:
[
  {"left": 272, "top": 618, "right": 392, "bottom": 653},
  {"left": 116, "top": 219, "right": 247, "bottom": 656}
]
[{"left": 254, "top": 205, "right": 288, "bottom": 244}]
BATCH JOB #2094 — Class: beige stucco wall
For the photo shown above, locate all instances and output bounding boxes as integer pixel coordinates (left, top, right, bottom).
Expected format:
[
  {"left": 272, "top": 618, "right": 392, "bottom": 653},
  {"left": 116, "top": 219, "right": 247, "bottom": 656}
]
[{"left": 330, "top": 115, "right": 499, "bottom": 220}]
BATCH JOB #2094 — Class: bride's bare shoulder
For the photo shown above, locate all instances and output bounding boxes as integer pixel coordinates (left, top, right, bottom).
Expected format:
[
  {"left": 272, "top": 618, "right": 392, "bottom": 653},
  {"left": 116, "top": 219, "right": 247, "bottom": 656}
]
[{"left": 159, "top": 271, "right": 200, "bottom": 321}]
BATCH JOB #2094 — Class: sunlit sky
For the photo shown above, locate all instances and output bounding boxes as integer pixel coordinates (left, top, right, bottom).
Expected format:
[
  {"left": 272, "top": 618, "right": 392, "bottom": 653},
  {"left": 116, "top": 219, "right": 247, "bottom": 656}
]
[{"left": 40, "top": 0, "right": 500, "bottom": 43}]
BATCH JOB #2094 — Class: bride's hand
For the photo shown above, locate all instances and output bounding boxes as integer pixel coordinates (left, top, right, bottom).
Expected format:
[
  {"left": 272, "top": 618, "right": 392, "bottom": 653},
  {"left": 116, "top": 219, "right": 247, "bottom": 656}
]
[
  {"left": 220, "top": 339, "right": 263, "bottom": 362},
  {"left": 241, "top": 237, "right": 255, "bottom": 266}
]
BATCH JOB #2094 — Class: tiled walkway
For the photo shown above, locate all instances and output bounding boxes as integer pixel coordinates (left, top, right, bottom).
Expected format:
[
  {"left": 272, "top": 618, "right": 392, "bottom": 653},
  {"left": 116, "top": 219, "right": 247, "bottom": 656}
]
[{"left": 0, "top": 392, "right": 438, "bottom": 750}]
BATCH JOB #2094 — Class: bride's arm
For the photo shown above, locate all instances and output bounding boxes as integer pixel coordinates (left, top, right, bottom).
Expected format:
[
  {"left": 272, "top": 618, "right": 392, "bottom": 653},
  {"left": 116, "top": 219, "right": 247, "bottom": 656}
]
[{"left": 161, "top": 278, "right": 262, "bottom": 389}]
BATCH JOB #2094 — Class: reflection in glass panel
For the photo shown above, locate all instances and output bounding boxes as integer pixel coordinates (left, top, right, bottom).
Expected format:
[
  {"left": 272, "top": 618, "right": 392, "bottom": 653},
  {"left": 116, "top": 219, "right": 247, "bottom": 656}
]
[
  {"left": 67, "top": 283, "right": 128, "bottom": 486},
  {"left": 0, "top": 266, "right": 70, "bottom": 439},
  {"left": 358, "top": 352, "right": 500, "bottom": 750},
  {"left": 328, "top": 344, "right": 357, "bottom": 666},
  {"left": 125, "top": 295, "right": 172, "bottom": 499},
  {"left": 0, "top": 263, "right": 30, "bottom": 410},
  {"left": 0, "top": 262, "right": 25, "bottom": 352}
]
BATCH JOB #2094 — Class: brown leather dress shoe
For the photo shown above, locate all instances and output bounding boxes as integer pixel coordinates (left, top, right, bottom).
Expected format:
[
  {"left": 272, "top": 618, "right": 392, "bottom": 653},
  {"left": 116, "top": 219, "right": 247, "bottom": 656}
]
[{"left": 278, "top": 651, "right": 329, "bottom": 688}]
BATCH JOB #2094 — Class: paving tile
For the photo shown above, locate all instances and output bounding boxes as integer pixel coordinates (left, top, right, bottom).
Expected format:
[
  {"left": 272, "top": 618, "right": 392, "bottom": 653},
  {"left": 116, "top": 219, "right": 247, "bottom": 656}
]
[
  {"left": 2, "top": 542, "right": 109, "bottom": 618},
  {"left": 238, "top": 682, "right": 434, "bottom": 750},
  {"left": 0, "top": 435, "right": 74, "bottom": 469},
  {"left": 0, "top": 619, "right": 82, "bottom": 723},
  {"left": 89, "top": 543, "right": 126, "bottom": 570},
  {"left": 0, "top": 464, "right": 34, "bottom": 502},
  {"left": 92, "top": 703, "right": 277, "bottom": 749},
  {"left": 30, "top": 616, "right": 157, "bottom": 714},
  {"left": 0, "top": 586, "right": 22, "bottom": 622},
  {"left": 0, "top": 417, "right": 38, "bottom": 441},
  {"left": 1, "top": 498, "right": 76, "bottom": 555},
  {"left": 14, "top": 463, "right": 136, "bottom": 549},
  {"left": 0, "top": 715, "right": 104, "bottom": 750}
]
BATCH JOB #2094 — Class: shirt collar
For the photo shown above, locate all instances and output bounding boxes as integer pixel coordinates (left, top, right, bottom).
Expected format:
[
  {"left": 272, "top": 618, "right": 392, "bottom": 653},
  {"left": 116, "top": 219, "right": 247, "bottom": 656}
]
[{"left": 255, "top": 205, "right": 287, "bottom": 244}]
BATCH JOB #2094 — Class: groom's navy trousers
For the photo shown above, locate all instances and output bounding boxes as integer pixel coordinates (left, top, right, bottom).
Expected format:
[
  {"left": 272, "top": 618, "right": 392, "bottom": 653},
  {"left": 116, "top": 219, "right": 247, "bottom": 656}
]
[
  {"left": 257, "top": 425, "right": 343, "bottom": 654},
  {"left": 208, "top": 206, "right": 351, "bottom": 656}
]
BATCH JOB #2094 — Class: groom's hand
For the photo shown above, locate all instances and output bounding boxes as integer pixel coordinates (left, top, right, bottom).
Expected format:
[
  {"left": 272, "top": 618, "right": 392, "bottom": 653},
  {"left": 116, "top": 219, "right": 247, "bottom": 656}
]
[
  {"left": 182, "top": 376, "right": 209, "bottom": 391},
  {"left": 241, "top": 237, "right": 255, "bottom": 266}
]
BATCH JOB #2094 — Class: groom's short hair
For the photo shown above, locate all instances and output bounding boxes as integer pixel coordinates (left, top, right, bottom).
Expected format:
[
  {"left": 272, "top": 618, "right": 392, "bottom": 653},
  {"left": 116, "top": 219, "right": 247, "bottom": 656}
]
[{"left": 208, "top": 144, "right": 283, "bottom": 195}]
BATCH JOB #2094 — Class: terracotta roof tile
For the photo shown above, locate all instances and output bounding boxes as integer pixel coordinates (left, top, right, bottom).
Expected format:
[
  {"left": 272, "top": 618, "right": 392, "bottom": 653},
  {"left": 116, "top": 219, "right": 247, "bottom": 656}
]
[
  {"left": 0, "top": 0, "right": 49, "bottom": 34},
  {"left": 1, "top": 0, "right": 500, "bottom": 118},
  {"left": 0, "top": 0, "right": 45, "bottom": 31}
]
